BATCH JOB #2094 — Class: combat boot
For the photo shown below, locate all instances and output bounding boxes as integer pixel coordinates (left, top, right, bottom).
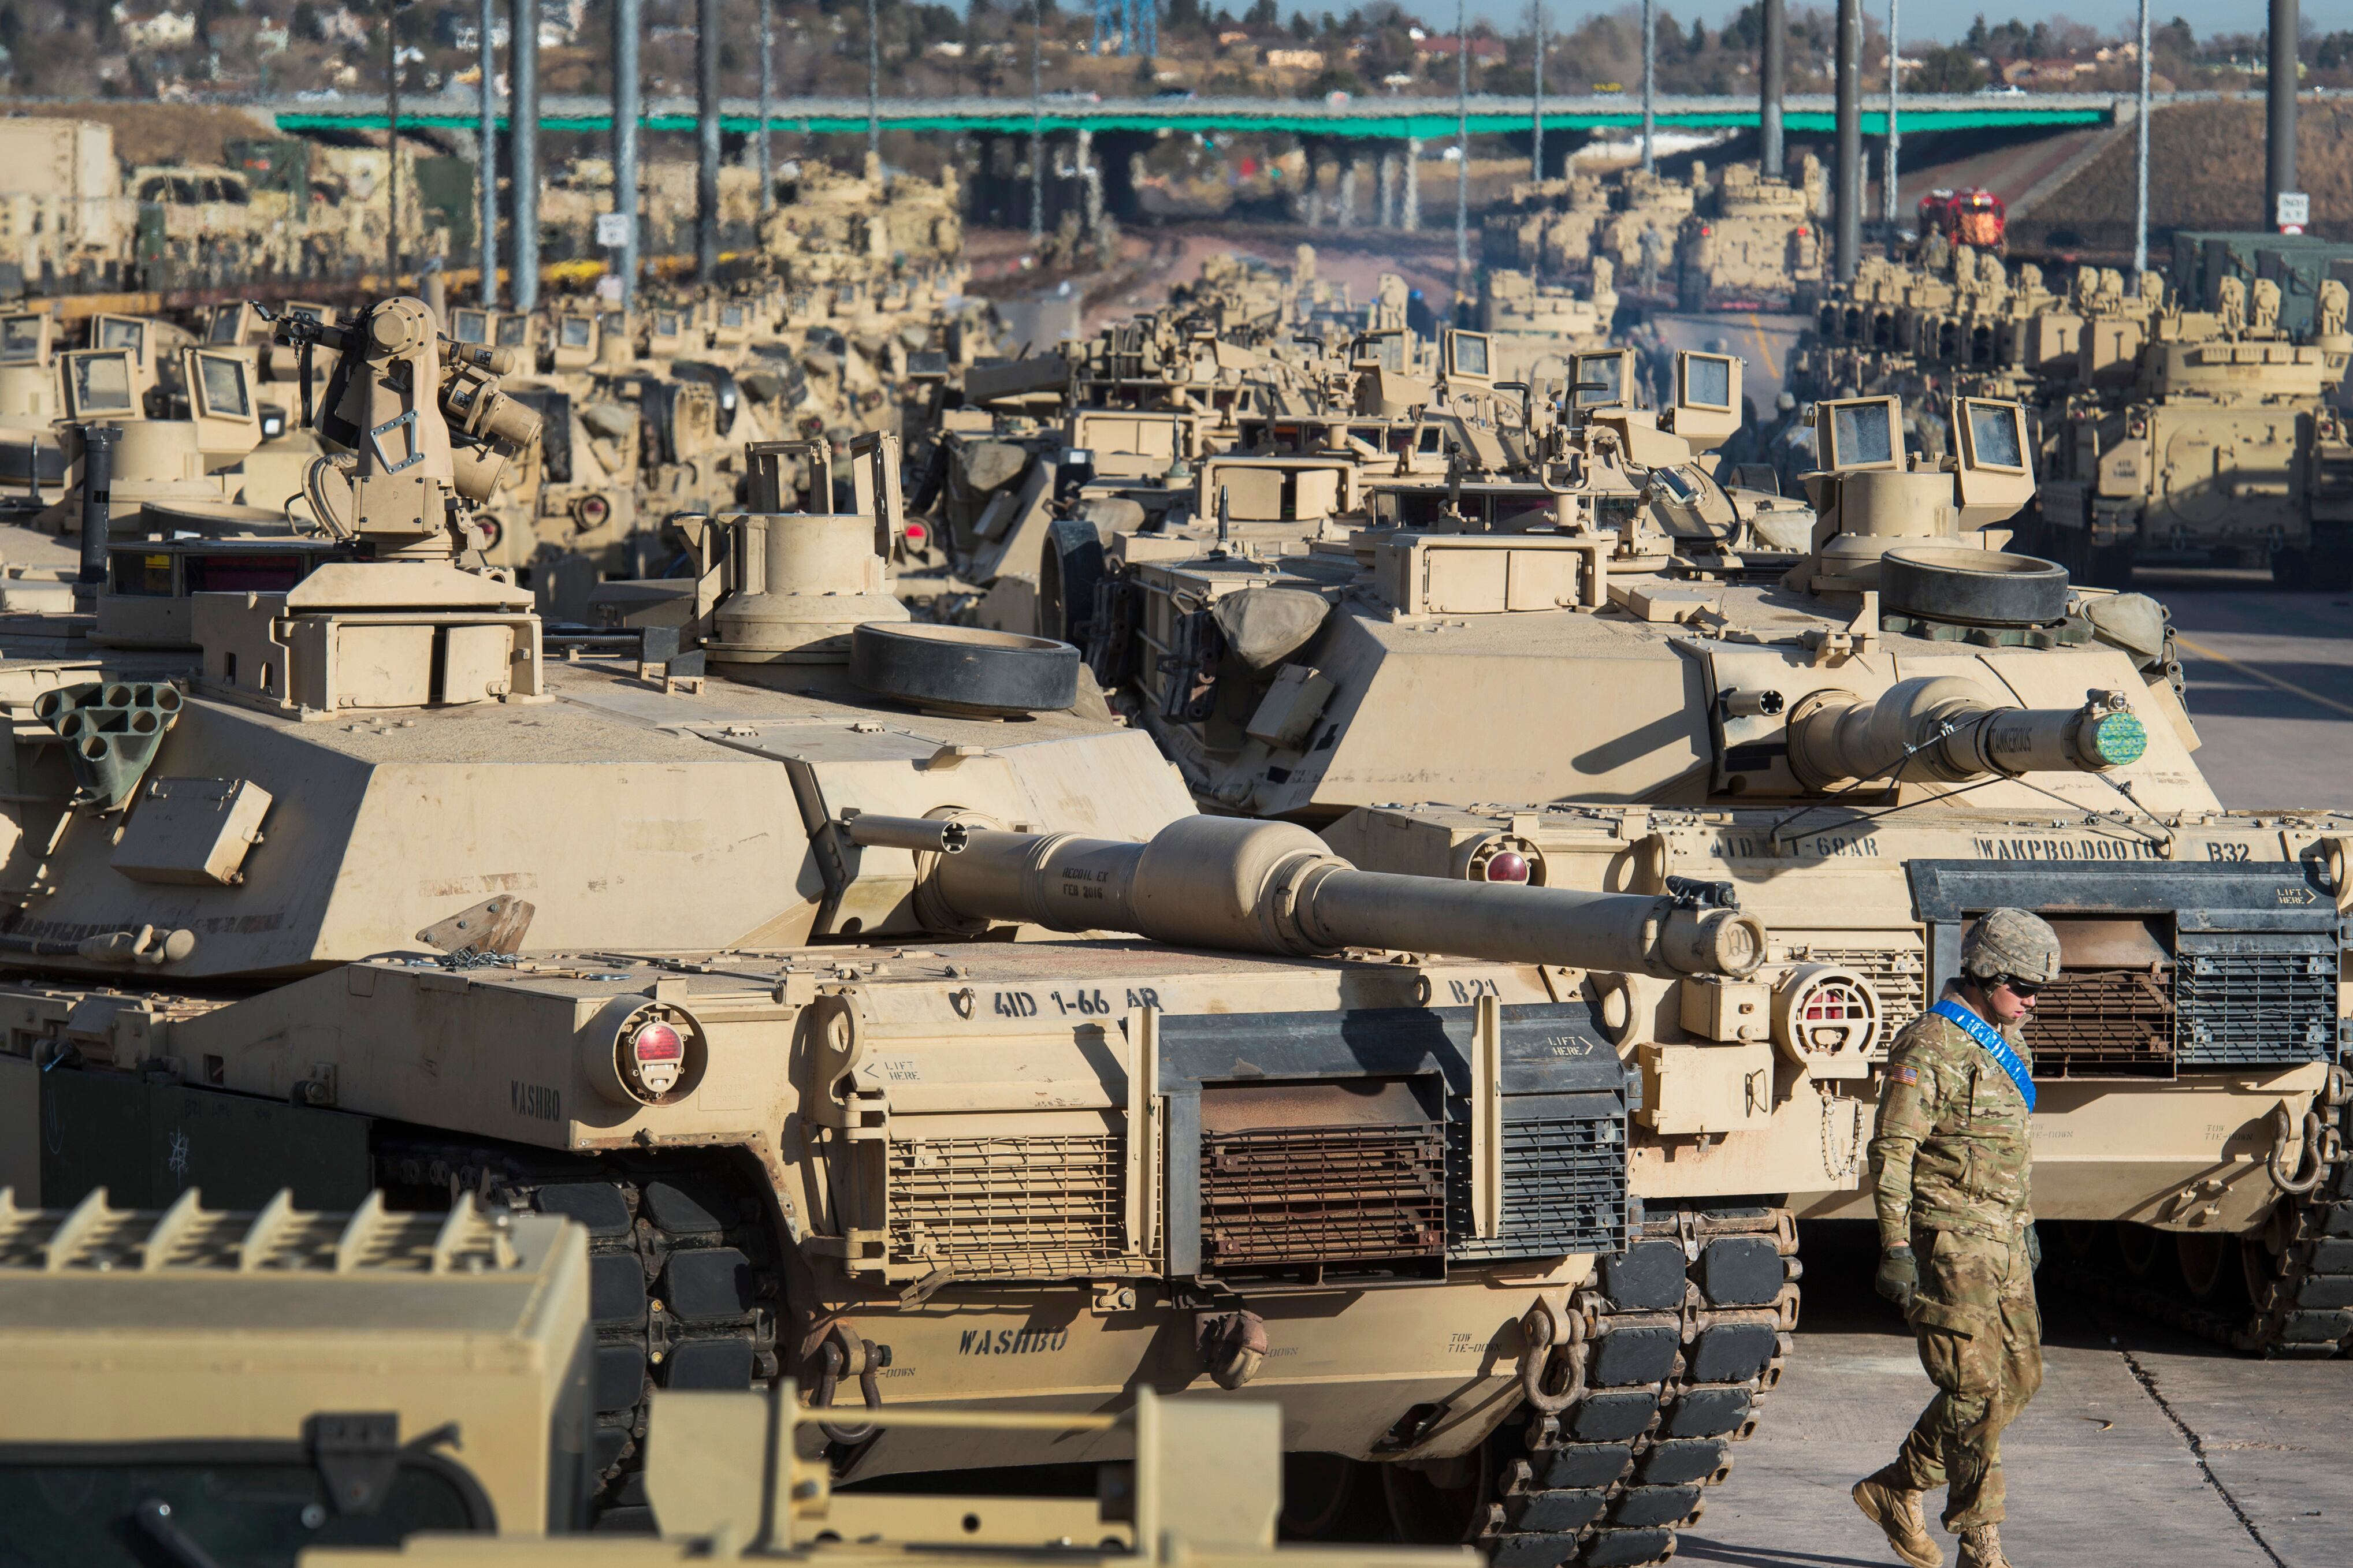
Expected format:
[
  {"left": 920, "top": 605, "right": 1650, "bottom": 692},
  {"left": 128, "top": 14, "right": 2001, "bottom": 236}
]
[
  {"left": 1851, "top": 1474, "right": 1943, "bottom": 1568},
  {"left": 1956, "top": 1524, "right": 2013, "bottom": 1568}
]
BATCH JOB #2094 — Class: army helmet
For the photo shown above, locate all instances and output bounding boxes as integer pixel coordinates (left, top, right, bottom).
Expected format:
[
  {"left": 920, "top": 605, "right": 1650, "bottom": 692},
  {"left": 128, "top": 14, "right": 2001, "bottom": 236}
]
[{"left": 1962, "top": 907, "right": 2063, "bottom": 988}]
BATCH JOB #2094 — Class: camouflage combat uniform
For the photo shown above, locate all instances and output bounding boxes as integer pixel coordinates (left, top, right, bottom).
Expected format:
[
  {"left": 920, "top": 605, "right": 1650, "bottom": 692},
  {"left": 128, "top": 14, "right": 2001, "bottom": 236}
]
[{"left": 1867, "top": 996, "right": 2043, "bottom": 1530}]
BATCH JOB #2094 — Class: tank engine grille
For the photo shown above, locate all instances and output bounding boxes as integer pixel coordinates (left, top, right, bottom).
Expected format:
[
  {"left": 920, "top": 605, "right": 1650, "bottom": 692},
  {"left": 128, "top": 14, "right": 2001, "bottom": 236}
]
[
  {"left": 887, "top": 1135, "right": 1127, "bottom": 1279},
  {"left": 2030, "top": 968, "right": 2174, "bottom": 1078},
  {"left": 2174, "top": 934, "right": 2338, "bottom": 1066},
  {"left": 1198, "top": 1124, "right": 1447, "bottom": 1270},
  {"left": 1446, "top": 1097, "right": 1628, "bottom": 1262}
]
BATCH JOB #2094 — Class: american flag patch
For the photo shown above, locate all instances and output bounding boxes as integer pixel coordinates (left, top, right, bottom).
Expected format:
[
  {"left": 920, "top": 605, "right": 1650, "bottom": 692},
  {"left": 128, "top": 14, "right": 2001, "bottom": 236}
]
[{"left": 1888, "top": 1064, "right": 1919, "bottom": 1086}]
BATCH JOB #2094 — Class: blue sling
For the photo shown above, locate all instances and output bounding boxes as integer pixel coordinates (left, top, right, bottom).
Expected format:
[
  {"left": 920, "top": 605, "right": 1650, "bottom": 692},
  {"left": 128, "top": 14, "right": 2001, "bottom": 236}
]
[{"left": 1930, "top": 998, "right": 2037, "bottom": 1113}]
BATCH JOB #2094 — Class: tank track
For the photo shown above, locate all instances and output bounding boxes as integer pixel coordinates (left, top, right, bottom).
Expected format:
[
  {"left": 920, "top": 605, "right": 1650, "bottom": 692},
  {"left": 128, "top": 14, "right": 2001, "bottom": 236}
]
[
  {"left": 2086, "top": 1081, "right": 2353, "bottom": 1358},
  {"left": 1483, "top": 1204, "right": 1802, "bottom": 1568},
  {"left": 369, "top": 1128, "right": 785, "bottom": 1527}
]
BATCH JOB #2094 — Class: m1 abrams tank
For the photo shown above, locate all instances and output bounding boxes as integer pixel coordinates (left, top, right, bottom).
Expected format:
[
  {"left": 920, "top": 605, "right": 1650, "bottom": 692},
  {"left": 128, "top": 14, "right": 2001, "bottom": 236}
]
[
  {"left": 0, "top": 1190, "right": 1470, "bottom": 1568},
  {"left": 7, "top": 295, "right": 1838, "bottom": 1568},
  {"left": 1081, "top": 373, "right": 2353, "bottom": 1360}
]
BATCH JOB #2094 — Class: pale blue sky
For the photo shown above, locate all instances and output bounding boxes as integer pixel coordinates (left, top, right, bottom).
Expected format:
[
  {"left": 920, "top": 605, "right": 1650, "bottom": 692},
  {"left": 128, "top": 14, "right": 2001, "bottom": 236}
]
[{"left": 1463, "top": 2, "right": 2353, "bottom": 46}]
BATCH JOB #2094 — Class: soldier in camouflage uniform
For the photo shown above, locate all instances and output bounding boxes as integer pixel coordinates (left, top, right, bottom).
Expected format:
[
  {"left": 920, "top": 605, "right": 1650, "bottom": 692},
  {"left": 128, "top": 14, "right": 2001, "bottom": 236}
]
[{"left": 1852, "top": 908, "right": 2060, "bottom": 1568}]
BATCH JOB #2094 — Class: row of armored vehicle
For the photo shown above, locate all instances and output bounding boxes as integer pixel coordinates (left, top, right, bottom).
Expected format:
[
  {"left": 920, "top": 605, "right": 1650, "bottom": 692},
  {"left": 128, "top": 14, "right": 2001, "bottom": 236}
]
[{"left": 1791, "top": 240, "right": 2353, "bottom": 589}]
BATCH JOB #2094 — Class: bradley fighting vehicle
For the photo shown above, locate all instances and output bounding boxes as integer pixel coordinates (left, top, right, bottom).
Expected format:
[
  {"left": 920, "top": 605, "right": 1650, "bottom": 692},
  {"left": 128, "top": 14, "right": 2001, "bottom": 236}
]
[
  {"left": 0, "top": 1190, "right": 1469, "bottom": 1568},
  {"left": 1081, "top": 360, "right": 2353, "bottom": 1360},
  {"left": 3, "top": 298, "right": 1860, "bottom": 1568}
]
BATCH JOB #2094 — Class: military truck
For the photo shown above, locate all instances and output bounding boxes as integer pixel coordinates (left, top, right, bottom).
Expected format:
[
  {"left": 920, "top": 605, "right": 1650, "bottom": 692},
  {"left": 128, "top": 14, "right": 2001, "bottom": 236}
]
[
  {"left": 1075, "top": 368, "right": 2353, "bottom": 1361},
  {"left": 0, "top": 295, "right": 1860, "bottom": 1568},
  {"left": 0, "top": 1190, "right": 1470, "bottom": 1567}
]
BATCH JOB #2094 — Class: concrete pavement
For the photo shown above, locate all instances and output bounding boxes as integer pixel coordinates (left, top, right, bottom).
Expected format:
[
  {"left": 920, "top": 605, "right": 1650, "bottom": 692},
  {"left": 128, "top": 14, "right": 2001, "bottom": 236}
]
[{"left": 1691, "top": 1224, "right": 2347, "bottom": 1568}]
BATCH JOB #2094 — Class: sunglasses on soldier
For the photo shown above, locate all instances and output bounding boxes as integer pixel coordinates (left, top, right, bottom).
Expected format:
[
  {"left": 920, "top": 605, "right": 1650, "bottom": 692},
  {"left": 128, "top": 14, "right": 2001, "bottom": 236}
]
[{"left": 1994, "top": 975, "right": 2040, "bottom": 1000}]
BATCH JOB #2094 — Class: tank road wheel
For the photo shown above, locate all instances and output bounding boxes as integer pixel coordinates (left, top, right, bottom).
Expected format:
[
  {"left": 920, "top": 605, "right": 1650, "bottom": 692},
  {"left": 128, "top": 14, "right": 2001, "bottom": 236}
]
[
  {"left": 1384, "top": 1207, "right": 1800, "bottom": 1568},
  {"left": 2116, "top": 1223, "right": 2165, "bottom": 1281},
  {"left": 2053, "top": 1220, "right": 2110, "bottom": 1264},
  {"left": 1382, "top": 1442, "right": 1501, "bottom": 1548},
  {"left": 1281, "top": 1453, "right": 1381, "bottom": 1540},
  {"left": 2176, "top": 1231, "right": 2251, "bottom": 1310}
]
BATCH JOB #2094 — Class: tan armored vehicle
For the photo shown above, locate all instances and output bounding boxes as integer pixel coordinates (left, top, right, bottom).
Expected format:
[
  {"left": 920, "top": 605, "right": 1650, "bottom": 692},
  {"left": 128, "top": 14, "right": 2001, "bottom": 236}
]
[
  {"left": 1481, "top": 267, "right": 1619, "bottom": 381},
  {"left": 0, "top": 117, "right": 133, "bottom": 295},
  {"left": 1078, "top": 373, "right": 2353, "bottom": 1360},
  {"left": 1675, "top": 159, "right": 1824, "bottom": 314},
  {"left": 0, "top": 1190, "right": 596, "bottom": 1543},
  {"left": 0, "top": 1189, "right": 1467, "bottom": 1567},
  {"left": 0, "top": 295, "right": 1846, "bottom": 1568},
  {"left": 1596, "top": 169, "right": 1701, "bottom": 299},
  {"left": 2035, "top": 276, "right": 2353, "bottom": 587},
  {"left": 759, "top": 153, "right": 965, "bottom": 293},
  {"left": 1482, "top": 173, "right": 1612, "bottom": 278}
]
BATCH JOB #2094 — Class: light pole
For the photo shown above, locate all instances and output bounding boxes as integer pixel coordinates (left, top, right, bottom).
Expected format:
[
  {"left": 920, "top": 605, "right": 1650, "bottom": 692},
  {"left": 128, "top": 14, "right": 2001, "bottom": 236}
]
[
  {"left": 867, "top": 0, "right": 882, "bottom": 165},
  {"left": 1641, "top": 0, "right": 1655, "bottom": 174},
  {"left": 1030, "top": 1, "right": 1044, "bottom": 246},
  {"left": 384, "top": 0, "right": 408, "bottom": 285},
  {"left": 1884, "top": 0, "right": 1900, "bottom": 229},
  {"left": 614, "top": 0, "right": 640, "bottom": 307},
  {"left": 696, "top": 0, "right": 719, "bottom": 284},
  {"left": 760, "top": 0, "right": 775, "bottom": 213},
  {"left": 477, "top": 0, "right": 496, "bottom": 305},
  {"left": 1835, "top": 0, "right": 1860, "bottom": 281},
  {"left": 1531, "top": 2, "right": 1544, "bottom": 182},
  {"left": 2134, "top": 0, "right": 2150, "bottom": 276},
  {"left": 1455, "top": 0, "right": 1469, "bottom": 304},
  {"left": 511, "top": 0, "right": 538, "bottom": 311}
]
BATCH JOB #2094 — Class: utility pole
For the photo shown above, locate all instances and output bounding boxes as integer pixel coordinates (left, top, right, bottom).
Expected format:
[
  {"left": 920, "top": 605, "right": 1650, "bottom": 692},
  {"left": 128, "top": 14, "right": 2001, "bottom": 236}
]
[
  {"left": 760, "top": 0, "right": 775, "bottom": 213},
  {"left": 2134, "top": 0, "right": 2150, "bottom": 277},
  {"left": 614, "top": 0, "right": 641, "bottom": 307},
  {"left": 1530, "top": 2, "right": 1544, "bottom": 182},
  {"left": 1760, "top": 0, "right": 1784, "bottom": 177},
  {"left": 477, "top": 0, "right": 496, "bottom": 305}
]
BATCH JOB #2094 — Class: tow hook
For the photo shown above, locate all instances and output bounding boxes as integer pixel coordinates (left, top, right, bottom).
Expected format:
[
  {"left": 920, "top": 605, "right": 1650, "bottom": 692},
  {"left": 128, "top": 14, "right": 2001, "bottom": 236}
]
[
  {"left": 1196, "top": 1308, "right": 1269, "bottom": 1390},
  {"left": 2266, "top": 1102, "right": 2343, "bottom": 1197},
  {"left": 813, "top": 1320, "right": 889, "bottom": 1443},
  {"left": 1518, "top": 1297, "right": 1586, "bottom": 1414}
]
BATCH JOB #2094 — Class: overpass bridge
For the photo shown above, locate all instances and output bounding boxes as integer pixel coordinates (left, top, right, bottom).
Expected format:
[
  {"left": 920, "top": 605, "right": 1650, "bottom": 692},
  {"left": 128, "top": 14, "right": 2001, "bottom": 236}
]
[{"left": 270, "top": 89, "right": 2133, "bottom": 141}]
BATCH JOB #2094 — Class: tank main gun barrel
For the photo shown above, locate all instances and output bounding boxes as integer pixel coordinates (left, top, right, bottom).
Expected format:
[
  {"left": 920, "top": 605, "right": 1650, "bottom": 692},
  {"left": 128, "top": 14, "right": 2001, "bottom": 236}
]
[
  {"left": 846, "top": 814, "right": 1766, "bottom": 978},
  {"left": 1784, "top": 677, "right": 2147, "bottom": 791}
]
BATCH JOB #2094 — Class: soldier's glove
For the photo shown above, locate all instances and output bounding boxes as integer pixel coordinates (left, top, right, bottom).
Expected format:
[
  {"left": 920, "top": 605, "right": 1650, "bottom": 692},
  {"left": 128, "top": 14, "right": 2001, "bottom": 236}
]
[
  {"left": 2026, "top": 1225, "right": 2042, "bottom": 1273},
  {"left": 1875, "top": 1245, "right": 1918, "bottom": 1311}
]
